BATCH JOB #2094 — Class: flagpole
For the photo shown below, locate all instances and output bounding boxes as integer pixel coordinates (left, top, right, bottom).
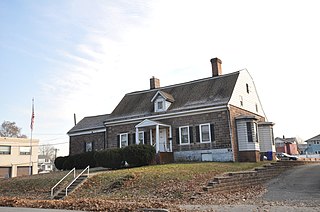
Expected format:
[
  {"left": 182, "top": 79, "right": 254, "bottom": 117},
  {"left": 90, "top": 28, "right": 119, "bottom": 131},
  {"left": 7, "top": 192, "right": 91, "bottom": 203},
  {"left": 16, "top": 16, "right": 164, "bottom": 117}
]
[{"left": 29, "top": 98, "right": 34, "bottom": 176}]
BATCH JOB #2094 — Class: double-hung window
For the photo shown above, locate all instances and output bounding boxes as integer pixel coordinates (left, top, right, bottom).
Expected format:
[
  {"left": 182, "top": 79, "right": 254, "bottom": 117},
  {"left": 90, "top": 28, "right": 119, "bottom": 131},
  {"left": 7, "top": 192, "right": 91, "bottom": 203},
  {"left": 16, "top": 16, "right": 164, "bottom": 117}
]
[
  {"left": 85, "top": 142, "right": 93, "bottom": 152},
  {"left": 200, "top": 124, "right": 211, "bottom": 143},
  {"left": 0, "top": 146, "right": 11, "bottom": 155},
  {"left": 120, "top": 133, "right": 128, "bottom": 148},
  {"left": 179, "top": 126, "right": 190, "bottom": 145},
  {"left": 247, "top": 122, "right": 259, "bottom": 143},
  {"left": 20, "top": 146, "right": 31, "bottom": 155},
  {"left": 138, "top": 131, "right": 144, "bottom": 144},
  {"left": 247, "top": 122, "right": 253, "bottom": 142}
]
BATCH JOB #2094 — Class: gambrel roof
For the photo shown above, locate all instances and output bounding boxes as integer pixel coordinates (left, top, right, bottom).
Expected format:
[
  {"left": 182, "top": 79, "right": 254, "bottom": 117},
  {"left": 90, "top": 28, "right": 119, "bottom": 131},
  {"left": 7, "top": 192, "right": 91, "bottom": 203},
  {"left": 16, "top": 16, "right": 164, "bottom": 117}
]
[
  {"left": 107, "top": 71, "right": 240, "bottom": 122},
  {"left": 67, "top": 114, "right": 110, "bottom": 134}
]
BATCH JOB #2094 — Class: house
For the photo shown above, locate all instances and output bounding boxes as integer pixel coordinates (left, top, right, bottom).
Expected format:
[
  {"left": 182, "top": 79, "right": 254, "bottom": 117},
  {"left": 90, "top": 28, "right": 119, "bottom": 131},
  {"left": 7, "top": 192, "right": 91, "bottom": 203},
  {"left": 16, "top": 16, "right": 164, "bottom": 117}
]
[
  {"left": 68, "top": 58, "right": 274, "bottom": 162},
  {"left": 68, "top": 114, "right": 109, "bottom": 155},
  {"left": 305, "top": 134, "right": 320, "bottom": 155},
  {"left": 0, "top": 137, "right": 39, "bottom": 178},
  {"left": 38, "top": 155, "right": 54, "bottom": 173},
  {"left": 275, "top": 137, "right": 299, "bottom": 155}
]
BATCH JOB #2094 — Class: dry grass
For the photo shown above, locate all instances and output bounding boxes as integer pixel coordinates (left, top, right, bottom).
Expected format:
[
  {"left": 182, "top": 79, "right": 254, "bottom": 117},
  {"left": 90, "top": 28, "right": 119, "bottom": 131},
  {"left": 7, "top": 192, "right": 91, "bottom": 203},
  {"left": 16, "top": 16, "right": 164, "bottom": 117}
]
[{"left": 70, "top": 162, "right": 267, "bottom": 202}]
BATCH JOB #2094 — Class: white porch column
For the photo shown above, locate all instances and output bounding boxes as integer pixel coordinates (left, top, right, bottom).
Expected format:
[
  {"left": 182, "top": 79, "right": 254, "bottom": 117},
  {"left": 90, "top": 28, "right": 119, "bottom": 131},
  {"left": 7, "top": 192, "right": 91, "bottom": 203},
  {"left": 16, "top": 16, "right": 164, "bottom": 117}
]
[
  {"left": 135, "top": 127, "right": 139, "bottom": 144},
  {"left": 150, "top": 129, "right": 153, "bottom": 146},
  {"left": 156, "top": 125, "right": 160, "bottom": 153},
  {"left": 169, "top": 126, "right": 172, "bottom": 152}
]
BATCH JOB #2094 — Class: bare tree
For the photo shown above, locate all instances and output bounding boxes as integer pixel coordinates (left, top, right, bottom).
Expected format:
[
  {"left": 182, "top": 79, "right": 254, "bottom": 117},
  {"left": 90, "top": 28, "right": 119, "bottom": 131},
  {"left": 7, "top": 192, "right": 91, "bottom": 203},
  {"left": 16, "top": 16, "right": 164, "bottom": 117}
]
[
  {"left": 0, "top": 120, "right": 27, "bottom": 138},
  {"left": 39, "top": 145, "right": 56, "bottom": 161}
]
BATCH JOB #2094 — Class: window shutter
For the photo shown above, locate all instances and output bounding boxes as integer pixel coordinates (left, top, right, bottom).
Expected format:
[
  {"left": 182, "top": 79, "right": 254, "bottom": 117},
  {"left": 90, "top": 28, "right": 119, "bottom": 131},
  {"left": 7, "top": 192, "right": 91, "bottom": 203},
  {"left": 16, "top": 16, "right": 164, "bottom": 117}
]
[
  {"left": 176, "top": 128, "right": 180, "bottom": 144},
  {"left": 92, "top": 141, "right": 95, "bottom": 151},
  {"left": 189, "top": 127, "right": 193, "bottom": 143},
  {"left": 132, "top": 133, "right": 136, "bottom": 145},
  {"left": 117, "top": 135, "right": 120, "bottom": 148},
  {"left": 210, "top": 124, "right": 215, "bottom": 142},
  {"left": 195, "top": 126, "right": 200, "bottom": 143},
  {"left": 84, "top": 142, "right": 87, "bottom": 152},
  {"left": 128, "top": 134, "right": 132, "bottom": 146},
  {"left": 144, "top": 132, "right": 148, "bottom": 145}
]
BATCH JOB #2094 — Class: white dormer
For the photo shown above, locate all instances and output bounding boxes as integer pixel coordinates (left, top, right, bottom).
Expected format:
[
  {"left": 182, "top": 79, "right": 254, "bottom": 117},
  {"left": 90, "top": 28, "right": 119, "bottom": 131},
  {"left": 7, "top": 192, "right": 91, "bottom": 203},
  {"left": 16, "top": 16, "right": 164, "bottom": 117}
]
[{"left": 151, "top": 91, "right": 174, "bottom": 112}]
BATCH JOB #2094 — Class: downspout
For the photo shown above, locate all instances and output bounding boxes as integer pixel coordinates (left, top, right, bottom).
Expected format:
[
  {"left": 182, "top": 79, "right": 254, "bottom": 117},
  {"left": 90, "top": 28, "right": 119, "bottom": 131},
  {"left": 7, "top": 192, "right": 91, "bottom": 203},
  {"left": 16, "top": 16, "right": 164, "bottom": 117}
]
[
  {"left": 104, "top": 127, "right": 108, "bottom": 149},
  {"left": 227, "top": 105, "right": 236, "bottom": 162}
]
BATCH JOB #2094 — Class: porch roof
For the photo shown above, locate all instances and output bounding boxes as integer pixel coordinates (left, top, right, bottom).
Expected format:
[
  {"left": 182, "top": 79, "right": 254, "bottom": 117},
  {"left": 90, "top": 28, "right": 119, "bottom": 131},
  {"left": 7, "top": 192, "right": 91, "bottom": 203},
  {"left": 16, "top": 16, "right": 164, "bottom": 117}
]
[{"left": 135, "top": 119, "right": 170, "bottom": 128}]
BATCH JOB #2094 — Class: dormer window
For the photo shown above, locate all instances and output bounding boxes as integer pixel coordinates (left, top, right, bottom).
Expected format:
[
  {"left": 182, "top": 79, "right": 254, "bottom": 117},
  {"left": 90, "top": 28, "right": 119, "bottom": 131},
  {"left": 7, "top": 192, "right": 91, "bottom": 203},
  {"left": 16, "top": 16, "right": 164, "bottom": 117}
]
[
  {"left": 151, "top": 90, "right": 174, "bottom": 113},
  {"left": 157, "top": 101, "right": 164, "bottom": 110}
]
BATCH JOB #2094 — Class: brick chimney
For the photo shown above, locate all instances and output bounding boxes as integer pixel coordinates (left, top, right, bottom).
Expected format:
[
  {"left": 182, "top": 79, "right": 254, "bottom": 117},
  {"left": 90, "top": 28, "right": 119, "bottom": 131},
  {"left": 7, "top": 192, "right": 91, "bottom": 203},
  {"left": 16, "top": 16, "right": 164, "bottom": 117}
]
[
  {"left": 210, "top": 58, "right": 222, "bottom": 77},
  {"left": 150, "top": 76, "right": 160, "bottom": 89}
]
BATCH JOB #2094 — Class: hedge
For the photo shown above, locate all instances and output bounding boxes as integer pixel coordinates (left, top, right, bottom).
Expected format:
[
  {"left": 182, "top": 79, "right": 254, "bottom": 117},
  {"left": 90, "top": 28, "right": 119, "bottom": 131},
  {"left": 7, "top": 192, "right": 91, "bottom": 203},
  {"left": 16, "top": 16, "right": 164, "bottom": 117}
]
[
  {"left": 94, "top": 148, "right": 123, "bottom": 169},
  {"left": 55, "top": 144, "right": 156, "bottom": 170},
  {"left": 122, "top": 144, "right": 156, "bottom": 167}
]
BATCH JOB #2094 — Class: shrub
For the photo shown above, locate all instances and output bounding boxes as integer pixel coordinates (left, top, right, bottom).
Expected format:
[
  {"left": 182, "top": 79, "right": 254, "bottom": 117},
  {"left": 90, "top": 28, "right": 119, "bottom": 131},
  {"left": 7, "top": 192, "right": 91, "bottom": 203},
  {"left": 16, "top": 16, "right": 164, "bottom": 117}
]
[
  {"left": 60, "top": 152, "right": 97, "bottom": 170},
  {"left": 95, "top": 148, "right": 123, "bottom": 169},
  {"left": 62, "top": 155, "right": 75, "bottom": 170},
  {"left": 122, "top": 144, "right": 156, "bottom": 167},
  {"left": 74, "top": 151, "right": 97, "bottom": 169},
  {"left": 54, "top": 156, "right": 68, "bottom": 170}
]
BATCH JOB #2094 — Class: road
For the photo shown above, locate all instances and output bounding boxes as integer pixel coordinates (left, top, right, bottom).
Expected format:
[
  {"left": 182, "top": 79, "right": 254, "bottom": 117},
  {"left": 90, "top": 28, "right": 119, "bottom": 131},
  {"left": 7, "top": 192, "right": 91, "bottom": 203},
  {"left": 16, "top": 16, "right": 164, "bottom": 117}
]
[
  {"left": 263, "top": 163, "right": 320, "bottom": 202},
  {"left": 181, "top": 163, "right": 320, "bottom": 211}
]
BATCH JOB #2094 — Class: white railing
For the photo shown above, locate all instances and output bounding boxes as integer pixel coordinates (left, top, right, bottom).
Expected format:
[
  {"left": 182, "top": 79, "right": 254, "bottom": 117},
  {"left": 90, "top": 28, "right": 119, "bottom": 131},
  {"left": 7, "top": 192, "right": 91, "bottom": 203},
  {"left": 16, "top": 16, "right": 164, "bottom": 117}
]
[
  {"left": 51, "top": 168, "right": 76, "bottom": 197},
  {"left": 65, "top": 166, "right": 90, "bottom": 196}
]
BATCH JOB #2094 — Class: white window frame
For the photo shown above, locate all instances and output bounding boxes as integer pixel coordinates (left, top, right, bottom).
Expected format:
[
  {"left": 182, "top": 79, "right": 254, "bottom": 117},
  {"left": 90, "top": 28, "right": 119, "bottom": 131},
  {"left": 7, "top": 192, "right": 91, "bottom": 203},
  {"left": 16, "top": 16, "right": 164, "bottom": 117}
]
[
  {"left": 85, "top": 142, "right": 93, "bottom": 152},
  {"left": 120, "top": 133, "right": 128, "bottom": 148},
  {"left": 179, "top": 126, "right": 190, "bottom": 145},
  {"left": 0, "top": 146, "right": 11, "bottom": 155},
  {"left": 200, "top": 123, "right": 211, "bottom": 143},
  {"left": 19, "top": 146, "right": 31, "bottom": 155},
  {"left": 138, "top": 131, "right": 144, "bottom": 144}
]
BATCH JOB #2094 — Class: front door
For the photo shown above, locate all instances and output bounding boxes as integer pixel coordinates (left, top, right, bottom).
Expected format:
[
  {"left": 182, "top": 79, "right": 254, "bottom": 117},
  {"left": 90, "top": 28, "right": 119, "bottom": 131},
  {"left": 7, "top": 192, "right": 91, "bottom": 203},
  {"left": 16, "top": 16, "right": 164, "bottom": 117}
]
[{"left": 159, "top": 129, "right": 167, "bottom": 152}]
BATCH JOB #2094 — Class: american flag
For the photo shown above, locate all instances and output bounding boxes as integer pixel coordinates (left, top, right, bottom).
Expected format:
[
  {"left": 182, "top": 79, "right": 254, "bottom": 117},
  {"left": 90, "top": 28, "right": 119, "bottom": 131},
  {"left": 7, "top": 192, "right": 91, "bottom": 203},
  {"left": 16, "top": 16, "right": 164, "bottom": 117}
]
[{"left": 30, "top": 98, "right": 35, "bottom": 131}]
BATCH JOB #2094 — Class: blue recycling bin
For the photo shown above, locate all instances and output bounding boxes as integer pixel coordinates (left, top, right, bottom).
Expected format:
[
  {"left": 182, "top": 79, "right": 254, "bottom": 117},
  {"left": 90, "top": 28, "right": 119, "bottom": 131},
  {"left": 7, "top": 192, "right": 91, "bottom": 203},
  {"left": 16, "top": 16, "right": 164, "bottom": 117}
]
[{"left": 267, "top": 151, "right": 273, "bottom": 161}]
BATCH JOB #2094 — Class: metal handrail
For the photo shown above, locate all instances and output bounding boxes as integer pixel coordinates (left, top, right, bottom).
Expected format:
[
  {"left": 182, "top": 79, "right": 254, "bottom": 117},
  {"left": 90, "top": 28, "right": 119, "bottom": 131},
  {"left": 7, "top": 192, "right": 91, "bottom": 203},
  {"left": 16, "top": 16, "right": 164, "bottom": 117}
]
[
  {"left": 65, "top": 166, "right": 90, "bottom": 196},
  {"left": 51, "top": 168, "right": 75, "bottom": 197}
]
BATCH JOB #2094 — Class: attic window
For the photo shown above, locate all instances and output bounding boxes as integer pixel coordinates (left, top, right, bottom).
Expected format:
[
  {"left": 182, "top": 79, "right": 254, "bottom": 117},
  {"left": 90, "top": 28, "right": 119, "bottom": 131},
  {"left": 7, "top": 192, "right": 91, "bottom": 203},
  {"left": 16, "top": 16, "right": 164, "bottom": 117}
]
[
  {"left": 151, "top": 91, "right": 174, "bottom": 113},
  {"left": 246, "top": 83, "right": 250, "bottom": 94},
  {"left": 157, "top": 101, "right": 164, "bottom": 110}
]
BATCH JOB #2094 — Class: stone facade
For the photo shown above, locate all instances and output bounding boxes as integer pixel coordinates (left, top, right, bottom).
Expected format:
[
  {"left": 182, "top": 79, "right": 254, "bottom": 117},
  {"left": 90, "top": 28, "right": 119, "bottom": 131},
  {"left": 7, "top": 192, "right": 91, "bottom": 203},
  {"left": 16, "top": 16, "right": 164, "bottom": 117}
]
[
  {"left": 69, "top": 132, "right": 106, "bottom": 155},
  {"left": 107, "top": 109, "right": 231, "bottom": 150}
]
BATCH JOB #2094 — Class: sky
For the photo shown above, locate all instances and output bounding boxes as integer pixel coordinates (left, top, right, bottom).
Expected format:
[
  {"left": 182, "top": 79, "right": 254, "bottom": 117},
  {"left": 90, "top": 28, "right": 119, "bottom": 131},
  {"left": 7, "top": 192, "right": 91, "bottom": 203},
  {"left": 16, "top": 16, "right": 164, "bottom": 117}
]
[{"left": 1, "top": 0, "right": 319, "bottom": 156}]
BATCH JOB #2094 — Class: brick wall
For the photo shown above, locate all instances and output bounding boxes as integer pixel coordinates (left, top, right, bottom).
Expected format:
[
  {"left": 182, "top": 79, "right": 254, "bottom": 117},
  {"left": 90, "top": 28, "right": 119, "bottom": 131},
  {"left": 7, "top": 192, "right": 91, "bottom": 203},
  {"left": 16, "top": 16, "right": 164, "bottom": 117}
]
[{"left": 69, "top": 132, "right": 106, "bottom": 155}]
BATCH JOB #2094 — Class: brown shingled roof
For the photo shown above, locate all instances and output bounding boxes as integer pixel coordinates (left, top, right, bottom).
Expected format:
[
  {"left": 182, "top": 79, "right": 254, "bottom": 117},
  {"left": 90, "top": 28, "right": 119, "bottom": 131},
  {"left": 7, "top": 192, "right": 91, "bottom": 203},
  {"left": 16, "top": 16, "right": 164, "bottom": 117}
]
[
  {"left": 107, "top": 71, "right": 240, "bottom": 122},
  {"left": 67, "top": 114, "right": 110, "bottom": 134}
]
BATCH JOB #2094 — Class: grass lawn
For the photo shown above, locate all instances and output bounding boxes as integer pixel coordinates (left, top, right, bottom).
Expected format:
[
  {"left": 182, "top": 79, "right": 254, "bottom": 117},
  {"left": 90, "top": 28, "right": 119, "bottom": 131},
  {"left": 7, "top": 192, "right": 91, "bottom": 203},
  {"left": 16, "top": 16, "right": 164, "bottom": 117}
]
[
  {"left": 0, "top": 162, "right": 268, "bottom": 211},
  {"left": 69, "top": 162, "right": 267, "bottom": 202},
  {"left": 0, "top": 171, "right": 73, "bottom": 199}
]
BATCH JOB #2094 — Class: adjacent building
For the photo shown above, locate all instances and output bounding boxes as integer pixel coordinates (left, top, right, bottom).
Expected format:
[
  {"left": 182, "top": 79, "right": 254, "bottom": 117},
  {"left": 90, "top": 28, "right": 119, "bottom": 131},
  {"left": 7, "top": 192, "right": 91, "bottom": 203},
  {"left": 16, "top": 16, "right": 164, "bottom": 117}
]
[
  {"left": 0, "top": 137, "right": 39, "bottom": 178},
  {"left": 275, "top": 137, "right": 299, "bottom": 155},
  {"left": 38, "top": 155, "right": 54, "bottom": 173},
  {"left": 305, "top": 134, "right": 320, "bottom": 155},
  {"left": 68, "top": 58, "right": 275, "bottom": 162}
]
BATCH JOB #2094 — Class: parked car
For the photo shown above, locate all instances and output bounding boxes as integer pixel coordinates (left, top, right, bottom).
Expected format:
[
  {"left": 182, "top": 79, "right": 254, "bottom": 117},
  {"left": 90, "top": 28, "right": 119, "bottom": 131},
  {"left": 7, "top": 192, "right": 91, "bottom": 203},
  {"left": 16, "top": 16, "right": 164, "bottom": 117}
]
[{"left": 277, "top": 153, "right": 299, "bottom": 160}]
